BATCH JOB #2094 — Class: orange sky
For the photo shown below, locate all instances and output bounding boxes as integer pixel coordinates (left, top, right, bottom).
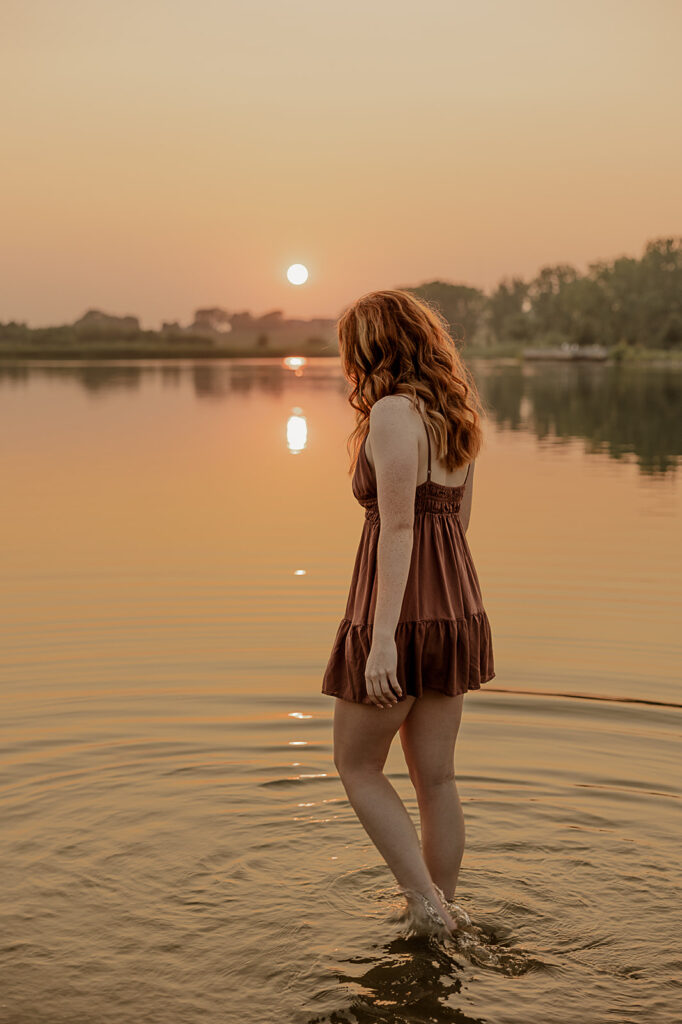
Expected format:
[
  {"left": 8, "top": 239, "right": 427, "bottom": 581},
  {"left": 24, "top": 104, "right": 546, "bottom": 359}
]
[{"left": 2, "top": 0, "right": 681, "bottom": 329}]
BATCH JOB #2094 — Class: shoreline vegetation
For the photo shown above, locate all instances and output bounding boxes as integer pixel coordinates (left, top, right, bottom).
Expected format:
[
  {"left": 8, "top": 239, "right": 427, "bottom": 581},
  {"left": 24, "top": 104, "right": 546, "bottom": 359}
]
[
  {"left": 0, "top": 337, "right": 679, "bottom": 368},
  {"left": 3, "top": 237, "right": 680, "bottom": 367}
]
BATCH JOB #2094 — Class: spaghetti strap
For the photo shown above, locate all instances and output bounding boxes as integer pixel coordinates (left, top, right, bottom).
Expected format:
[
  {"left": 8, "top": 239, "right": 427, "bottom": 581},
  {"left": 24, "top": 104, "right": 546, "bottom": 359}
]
[{"left": 418, "top": 404, "right": 471, "bottom": 488}]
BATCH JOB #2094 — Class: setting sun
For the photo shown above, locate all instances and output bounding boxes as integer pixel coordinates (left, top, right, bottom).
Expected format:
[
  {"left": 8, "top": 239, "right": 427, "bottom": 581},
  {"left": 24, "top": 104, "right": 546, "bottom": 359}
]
[{"left": 286, "top": 264, "right": 309, "bottom": 286}]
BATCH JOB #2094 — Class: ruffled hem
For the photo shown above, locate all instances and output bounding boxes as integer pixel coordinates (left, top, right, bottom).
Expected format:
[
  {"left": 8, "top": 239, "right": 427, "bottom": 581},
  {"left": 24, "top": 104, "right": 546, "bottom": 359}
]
[{"left": 321, "top": 612, "right": 495, "bottom": 704}]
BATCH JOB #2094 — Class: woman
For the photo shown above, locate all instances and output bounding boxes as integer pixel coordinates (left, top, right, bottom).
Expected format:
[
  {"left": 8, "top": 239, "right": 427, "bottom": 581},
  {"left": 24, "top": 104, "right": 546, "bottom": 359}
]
[{"left": 321, "top": 289, "right": 495, "bottom": 938}]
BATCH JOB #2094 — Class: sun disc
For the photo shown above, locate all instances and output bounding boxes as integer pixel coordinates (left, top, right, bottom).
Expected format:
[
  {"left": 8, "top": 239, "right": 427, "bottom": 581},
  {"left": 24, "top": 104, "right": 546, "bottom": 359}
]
[{"left": 287, "top": 263, "right": 309, "bottom": 285}]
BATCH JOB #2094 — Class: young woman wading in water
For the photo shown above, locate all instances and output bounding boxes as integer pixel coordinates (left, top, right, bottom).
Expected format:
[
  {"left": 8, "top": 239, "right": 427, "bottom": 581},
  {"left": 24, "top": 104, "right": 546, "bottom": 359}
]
[{"left": 321, "top": 289, "right": 495, "bottom": 938}]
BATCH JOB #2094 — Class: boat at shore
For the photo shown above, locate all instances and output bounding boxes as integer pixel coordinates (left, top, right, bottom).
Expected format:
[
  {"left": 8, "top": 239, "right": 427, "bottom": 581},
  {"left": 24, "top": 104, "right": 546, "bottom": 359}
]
[{"left": 522, "top": 343, "right": 609, "bottom": 361}]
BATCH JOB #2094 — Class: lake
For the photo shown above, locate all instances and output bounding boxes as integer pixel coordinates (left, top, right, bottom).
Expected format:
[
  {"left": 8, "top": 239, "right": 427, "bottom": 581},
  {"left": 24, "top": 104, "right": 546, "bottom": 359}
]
[{"left": 0, "top": 357, "right": 680, "bottom": 1024}]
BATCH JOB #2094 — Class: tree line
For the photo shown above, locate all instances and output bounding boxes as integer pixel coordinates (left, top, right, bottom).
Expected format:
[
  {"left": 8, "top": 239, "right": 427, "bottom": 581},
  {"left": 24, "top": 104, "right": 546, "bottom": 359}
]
[
  {"left": 2, "top": 236, "right": 680, "bottom": 354},
  {"left": 407, "top": 236, "right": 682, "bottom": 350}
]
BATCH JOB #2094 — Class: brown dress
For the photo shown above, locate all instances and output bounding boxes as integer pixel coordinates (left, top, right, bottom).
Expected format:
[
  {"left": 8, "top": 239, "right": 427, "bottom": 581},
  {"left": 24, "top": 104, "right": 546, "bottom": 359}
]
[{"left": 321, "top": 408, "right": 495, "bottom": 703}]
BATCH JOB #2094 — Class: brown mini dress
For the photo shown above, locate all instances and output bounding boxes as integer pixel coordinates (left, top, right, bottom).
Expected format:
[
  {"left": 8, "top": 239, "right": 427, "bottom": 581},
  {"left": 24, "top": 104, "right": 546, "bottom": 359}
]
[{"left": 321, "top": 408, "right": 495, "bottom": 703}]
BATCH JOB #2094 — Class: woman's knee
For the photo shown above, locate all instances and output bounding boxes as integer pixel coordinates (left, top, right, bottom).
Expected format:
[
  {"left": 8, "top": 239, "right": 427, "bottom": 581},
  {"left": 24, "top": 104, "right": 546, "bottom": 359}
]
[
  {"left": 399, "top": 691, "right": 462, "bottom": 793},
  {"left": 411, "top": 762, "right": 456, "bottom": 795}
]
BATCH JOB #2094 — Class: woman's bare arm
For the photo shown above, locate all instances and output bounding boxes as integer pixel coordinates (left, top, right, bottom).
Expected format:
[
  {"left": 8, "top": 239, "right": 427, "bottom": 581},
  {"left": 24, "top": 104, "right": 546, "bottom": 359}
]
[{"left": 368, "top": 396, "right": 419, "bottom": 642}]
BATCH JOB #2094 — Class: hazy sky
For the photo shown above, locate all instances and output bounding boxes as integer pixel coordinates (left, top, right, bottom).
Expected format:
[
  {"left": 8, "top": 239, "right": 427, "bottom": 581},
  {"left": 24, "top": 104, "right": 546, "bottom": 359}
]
[{"left": 2, "top": 0, "right": 680, "bottom": 328}]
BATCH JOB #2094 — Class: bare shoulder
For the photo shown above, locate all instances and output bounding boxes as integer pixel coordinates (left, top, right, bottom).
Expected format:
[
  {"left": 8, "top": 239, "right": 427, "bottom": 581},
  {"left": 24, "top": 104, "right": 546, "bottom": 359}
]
[
  {"left": 364, "top": 397, "right": 421, "bottom": 474},
  {"left": 369, "top": 395, "right": 420, "bottom": 433}
]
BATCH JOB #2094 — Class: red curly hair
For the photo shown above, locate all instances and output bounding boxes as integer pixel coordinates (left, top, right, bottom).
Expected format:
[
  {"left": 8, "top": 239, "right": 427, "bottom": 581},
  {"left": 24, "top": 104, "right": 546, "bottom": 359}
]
[{"left": 337, "top": 289, "right": 489, "bottom": 476}]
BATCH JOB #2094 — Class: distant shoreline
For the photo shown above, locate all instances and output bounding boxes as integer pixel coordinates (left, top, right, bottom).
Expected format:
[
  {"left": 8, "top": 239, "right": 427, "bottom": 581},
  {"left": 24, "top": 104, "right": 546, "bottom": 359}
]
[
  {"left": 1, "top": 339, "right": 680, "bottom": 368},
  {"left": 0, "top": 340, "right": 334, "bottom": 361}
]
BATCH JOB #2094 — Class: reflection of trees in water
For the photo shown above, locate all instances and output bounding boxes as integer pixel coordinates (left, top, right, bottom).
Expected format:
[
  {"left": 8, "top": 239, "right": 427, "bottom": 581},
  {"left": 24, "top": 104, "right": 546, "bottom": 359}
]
[
  {"left": 0, "top": 360, "right": 678, "bottom": 475},
  {"left": 0, "top": 359, "right": 348, "bottom": 399},
  {"left": 478, "top": 363, "right": 682, "bottom": 474},
  {"left": 193, "top": 362, "right": 293, "bottom": 397},
  {"left": 191, "top": 361, "right": 348, "bottom": 399},
  {"left": 0, "top": 362, "right": 152, "bottom": 393},
  {"left": 476, "top": 363, "right": 526, "bottom": 432}
]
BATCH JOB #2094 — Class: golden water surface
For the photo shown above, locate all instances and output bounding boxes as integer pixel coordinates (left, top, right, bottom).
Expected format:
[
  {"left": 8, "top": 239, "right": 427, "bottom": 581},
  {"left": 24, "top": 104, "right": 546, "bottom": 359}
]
[{"left": 1, "top": 358, "right": 680, "bottom": 1024}]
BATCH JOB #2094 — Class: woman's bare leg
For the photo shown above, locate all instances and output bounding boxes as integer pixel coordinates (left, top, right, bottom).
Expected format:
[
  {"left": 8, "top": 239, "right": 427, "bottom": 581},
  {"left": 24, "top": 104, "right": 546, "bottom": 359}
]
[
  {"left": 333, "top": 695, "right": 457, "bottom": 933},
  {"left": 399, "top": 690, "right": 466, "bottom": 901}
]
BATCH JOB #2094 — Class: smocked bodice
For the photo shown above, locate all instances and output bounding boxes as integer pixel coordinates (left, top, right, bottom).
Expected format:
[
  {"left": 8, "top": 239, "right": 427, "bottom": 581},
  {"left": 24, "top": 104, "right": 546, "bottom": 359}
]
[{"left": 352, "top": 435, "right": 468, "bottom": 526}]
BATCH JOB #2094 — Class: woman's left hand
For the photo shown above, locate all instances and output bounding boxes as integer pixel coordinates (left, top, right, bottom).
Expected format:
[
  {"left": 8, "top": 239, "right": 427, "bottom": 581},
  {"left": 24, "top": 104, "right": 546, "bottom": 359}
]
[{"left": 364, "top": 636, "right": 403, "bottom": 708}]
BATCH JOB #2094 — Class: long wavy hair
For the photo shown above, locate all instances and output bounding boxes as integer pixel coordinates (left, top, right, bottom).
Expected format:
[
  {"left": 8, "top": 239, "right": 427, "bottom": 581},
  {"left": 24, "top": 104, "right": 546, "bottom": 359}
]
[{"left": 338, "top": 289, "right": 489, "bottom": 477}]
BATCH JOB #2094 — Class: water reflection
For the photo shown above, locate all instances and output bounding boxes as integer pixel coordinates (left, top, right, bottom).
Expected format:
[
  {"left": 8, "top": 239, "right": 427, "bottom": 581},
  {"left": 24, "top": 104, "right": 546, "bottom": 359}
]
[
  {"left": 304, "top": 929, "right": 551, "bottom": 1024},
  {"left": 480, "top": 362, "right": 682, "bottom": 473},
  {"left": 283, "top": 356, "right": 307, "bottom": 376},
  {"left": 287, "top": 408, "right": 308, "bottom": 453},
  {"left": 0, "top": 358, "right": 678, "bottom": 475},
  {"left": 0, "top": 358, "right": 346, "bottom": 400},
  {"left": 1, "top": 357, "right": 679, "bottom": 1024}
]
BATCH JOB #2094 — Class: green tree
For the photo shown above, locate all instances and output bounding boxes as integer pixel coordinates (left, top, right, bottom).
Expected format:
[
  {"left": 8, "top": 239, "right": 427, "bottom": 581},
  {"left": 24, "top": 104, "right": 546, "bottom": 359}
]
[
  {"left": 526, "top": 264, "right": 579, "bottom": 340},
  {"left": 488, "top": 276, "right": 532, "bottom": 341},
  {"left": 405, "top": 281, "right": 486, "bottom": 344}
]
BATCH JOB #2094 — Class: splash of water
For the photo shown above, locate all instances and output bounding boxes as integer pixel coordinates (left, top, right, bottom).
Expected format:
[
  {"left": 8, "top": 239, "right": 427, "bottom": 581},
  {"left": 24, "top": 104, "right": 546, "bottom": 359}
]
[{"left": 390, "top": 884, "right": 543, "bottom": 975}]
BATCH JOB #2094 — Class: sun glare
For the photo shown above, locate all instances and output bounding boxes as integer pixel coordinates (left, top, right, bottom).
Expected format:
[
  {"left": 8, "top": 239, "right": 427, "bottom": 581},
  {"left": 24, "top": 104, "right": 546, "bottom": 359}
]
[{"left": 286, "top": 264, "right": 309, "bottom": 285}]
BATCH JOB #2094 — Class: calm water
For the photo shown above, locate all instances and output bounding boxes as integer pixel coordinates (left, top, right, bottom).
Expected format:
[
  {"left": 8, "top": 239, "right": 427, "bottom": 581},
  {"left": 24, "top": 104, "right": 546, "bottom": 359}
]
[{"left": 1, "top": 358, "right": 680, "bottom": 1024}]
